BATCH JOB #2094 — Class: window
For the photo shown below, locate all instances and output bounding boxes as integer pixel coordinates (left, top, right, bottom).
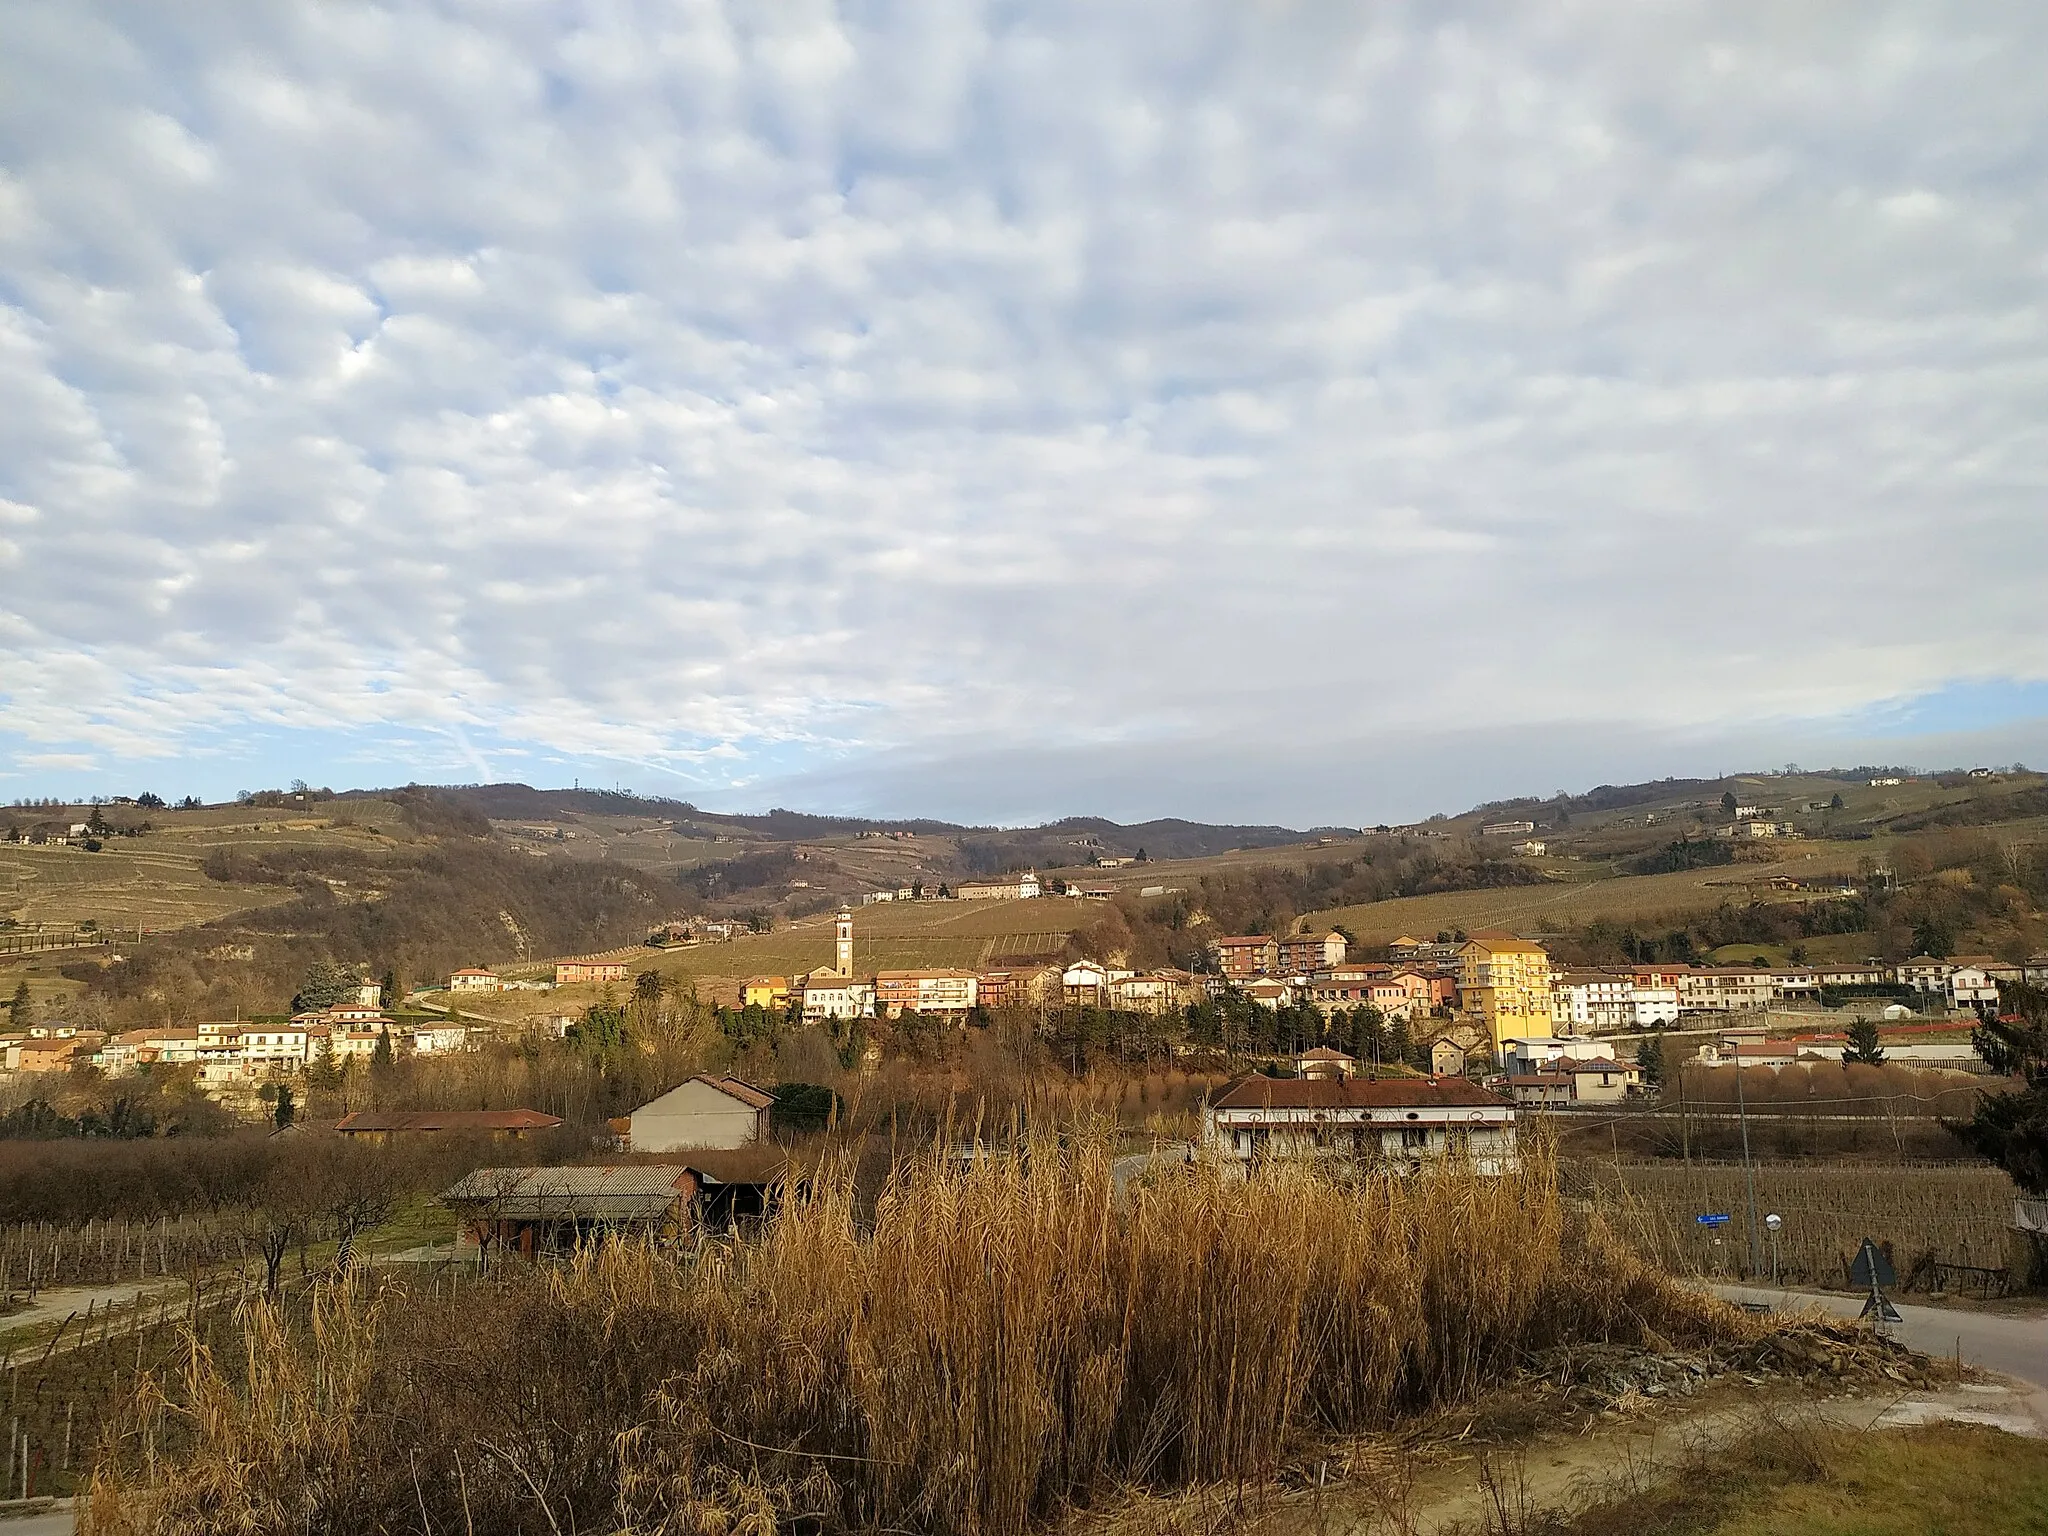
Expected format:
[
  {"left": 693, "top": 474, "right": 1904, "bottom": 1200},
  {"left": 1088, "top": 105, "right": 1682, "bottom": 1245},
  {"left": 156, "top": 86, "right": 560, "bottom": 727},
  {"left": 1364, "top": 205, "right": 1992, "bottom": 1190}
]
[{"left": 1400, "top": 1127, "right": 1431, "bottom": 1151}]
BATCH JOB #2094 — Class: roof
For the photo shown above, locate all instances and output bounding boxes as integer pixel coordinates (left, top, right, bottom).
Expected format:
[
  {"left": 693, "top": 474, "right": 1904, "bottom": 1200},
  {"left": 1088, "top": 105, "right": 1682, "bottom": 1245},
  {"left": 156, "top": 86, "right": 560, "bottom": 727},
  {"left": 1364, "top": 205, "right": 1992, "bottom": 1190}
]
[
  {"left": 1462, "top": 934, "right": 1547, "bottom": 954},
  {"left": 451, "top": 968, "right": 498, "bottom": 976},
  {"left": 873, "top": 968, "right": 979, "bottom": 981},
  {"left": 335, "top": 1108, "right": 563, "bottom": 1134},
  {"left": 442, "top": 1165, "right": 693, "bottom": 1222},
  {"left": 742, "top": 975, "right": 789, "bottom": 988},
  {"left": 1214, "top": 934, "right": 1277, "bottom": 946},
  {"left": 1210, "top": 1076, "right": 1512, "bottom": 1111},
  {"left": 686, "top": 1074, "right": 777, "bottom": 1111},
  {"left": 1297, "top": 1047, "right": 1358, "bottom": 1062}
]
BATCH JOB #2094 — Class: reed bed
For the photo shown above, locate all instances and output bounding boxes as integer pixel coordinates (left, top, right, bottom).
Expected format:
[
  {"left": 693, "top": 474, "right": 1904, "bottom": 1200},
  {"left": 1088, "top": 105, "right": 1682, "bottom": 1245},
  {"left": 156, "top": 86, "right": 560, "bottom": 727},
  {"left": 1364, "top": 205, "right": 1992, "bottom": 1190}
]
[{"left": 84, "top": 1134, "right": 1730, "bottom": 1536}]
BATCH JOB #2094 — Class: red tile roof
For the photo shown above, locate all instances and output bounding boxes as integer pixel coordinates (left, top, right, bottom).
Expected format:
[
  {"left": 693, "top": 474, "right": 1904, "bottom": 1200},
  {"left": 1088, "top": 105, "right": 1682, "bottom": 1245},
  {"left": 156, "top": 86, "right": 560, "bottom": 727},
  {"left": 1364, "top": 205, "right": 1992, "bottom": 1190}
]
[
  {"left": 1210, "top": 1076, "right": 1510, "bottom": 1110},
  {"left": 335, "top": 1108, "right": 563, "bottom": 1134}
]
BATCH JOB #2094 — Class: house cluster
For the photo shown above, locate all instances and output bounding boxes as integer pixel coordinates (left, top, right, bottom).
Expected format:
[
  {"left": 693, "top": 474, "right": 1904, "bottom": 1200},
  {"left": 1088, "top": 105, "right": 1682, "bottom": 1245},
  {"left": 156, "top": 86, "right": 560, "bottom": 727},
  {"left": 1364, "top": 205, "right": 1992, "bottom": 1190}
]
[{"left": 3, "top": 983, "right": 479, "bottom": 1089}]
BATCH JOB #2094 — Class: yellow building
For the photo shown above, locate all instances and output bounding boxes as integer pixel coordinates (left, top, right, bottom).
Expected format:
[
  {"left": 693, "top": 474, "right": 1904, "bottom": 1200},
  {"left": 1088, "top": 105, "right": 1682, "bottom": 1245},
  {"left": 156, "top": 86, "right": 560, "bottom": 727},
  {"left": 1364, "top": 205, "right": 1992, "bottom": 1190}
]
[
  {"left": 1456, "top": 933, "right": 1554, "bottom": 1056},
  {"left": 741, "top": 976, "right": 790, "bottom": 1011}
]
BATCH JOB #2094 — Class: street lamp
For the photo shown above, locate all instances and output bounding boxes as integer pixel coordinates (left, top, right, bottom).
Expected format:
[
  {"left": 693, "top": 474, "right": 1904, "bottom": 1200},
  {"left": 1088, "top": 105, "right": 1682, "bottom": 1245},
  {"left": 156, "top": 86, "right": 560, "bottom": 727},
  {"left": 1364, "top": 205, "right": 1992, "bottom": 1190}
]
[{"left": 1765, "top": 1212, "right": 1783, "bottom": 1287}]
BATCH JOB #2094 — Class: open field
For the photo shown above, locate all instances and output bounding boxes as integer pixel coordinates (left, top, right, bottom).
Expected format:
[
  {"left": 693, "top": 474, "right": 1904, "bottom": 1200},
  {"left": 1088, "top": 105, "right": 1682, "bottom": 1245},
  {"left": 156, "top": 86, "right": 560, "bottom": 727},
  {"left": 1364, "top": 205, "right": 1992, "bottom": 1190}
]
[
  {"left": 1305, "top": 851, "right": 1872, "bottom": 943},
  {"left": 1576, "top": 1161, "right": 2018, "bottom": 1286}
]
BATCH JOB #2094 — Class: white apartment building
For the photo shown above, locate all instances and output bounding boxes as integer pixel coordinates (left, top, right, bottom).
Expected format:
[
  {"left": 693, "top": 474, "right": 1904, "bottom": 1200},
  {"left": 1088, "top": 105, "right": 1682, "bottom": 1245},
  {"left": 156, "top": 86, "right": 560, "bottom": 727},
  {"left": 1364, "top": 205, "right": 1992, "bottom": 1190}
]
[
  {"left": 1552, "top": 973, "right": 1637, "bottom": 1033},
  {"left": 1633, "top": 985, "right": 1681, "bottom": 1028},
  {"left": 448, "top": 969, "right": 503, "bottom": 993}
]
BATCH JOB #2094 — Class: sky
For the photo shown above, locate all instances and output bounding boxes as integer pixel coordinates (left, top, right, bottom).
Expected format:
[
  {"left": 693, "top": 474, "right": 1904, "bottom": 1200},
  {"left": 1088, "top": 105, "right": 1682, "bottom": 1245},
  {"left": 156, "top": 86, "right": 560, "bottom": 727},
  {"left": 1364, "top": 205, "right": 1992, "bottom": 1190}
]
[{"left": 3, "top": 2, "right": 2047, "bottom": 828}]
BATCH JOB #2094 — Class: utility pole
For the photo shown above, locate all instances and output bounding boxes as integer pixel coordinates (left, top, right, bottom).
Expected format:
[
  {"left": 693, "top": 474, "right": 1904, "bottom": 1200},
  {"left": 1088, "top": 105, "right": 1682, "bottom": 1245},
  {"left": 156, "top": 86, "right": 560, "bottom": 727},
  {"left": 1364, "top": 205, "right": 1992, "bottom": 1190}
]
[{"left": 1735, "top": 1049, "right": 1762, "bottom": 1277}]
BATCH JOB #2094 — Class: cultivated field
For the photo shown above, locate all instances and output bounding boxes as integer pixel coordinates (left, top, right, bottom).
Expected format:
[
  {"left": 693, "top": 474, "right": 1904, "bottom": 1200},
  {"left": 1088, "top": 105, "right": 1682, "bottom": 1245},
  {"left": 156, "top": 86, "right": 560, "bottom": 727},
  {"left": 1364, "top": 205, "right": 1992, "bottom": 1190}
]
[
  {"left": 1305, "top": 852, "right": 1870, "bottom": 943},
  {"left": 1577, "top": 1162, "right": 2018, "bottom": 1286},
  {"left": 0, "top": 802, "right": 415, "bottom": 935}
]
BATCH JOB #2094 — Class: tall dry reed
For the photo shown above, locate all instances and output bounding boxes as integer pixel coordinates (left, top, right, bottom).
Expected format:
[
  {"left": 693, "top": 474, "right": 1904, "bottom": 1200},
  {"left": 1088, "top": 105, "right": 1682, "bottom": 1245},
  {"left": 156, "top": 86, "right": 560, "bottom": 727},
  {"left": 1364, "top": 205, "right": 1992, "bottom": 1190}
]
[{"left": 85, "top": 1131, "right": 1728, "bottom": 1536}]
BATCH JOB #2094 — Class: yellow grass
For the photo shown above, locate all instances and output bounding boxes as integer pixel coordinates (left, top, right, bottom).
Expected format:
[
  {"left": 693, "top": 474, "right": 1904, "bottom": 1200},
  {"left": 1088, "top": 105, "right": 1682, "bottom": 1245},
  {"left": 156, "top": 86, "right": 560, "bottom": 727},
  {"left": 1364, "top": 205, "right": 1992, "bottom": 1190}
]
[{"left": 85, "top": 1134, "right": 1734, "bottom": 1536}]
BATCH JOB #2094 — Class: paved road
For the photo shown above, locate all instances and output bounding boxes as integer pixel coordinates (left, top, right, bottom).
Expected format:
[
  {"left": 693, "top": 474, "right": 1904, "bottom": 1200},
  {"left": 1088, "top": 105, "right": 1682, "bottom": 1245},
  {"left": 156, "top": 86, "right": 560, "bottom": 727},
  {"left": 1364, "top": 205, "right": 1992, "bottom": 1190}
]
[
  {"left": 1715, "top": 1283, "right": 2048, "bottom": 1389},
  {"left": 0, "top": 1505, "right": 69, "bottom": 1536}
]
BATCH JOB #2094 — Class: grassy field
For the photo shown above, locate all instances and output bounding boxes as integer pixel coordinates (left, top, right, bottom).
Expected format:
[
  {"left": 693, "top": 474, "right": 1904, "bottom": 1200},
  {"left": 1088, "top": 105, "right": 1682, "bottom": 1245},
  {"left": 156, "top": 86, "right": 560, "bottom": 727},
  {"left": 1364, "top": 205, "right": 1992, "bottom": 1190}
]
[{"left": 1576, "top": 1162, "right": 2017, "bottom": 1285}]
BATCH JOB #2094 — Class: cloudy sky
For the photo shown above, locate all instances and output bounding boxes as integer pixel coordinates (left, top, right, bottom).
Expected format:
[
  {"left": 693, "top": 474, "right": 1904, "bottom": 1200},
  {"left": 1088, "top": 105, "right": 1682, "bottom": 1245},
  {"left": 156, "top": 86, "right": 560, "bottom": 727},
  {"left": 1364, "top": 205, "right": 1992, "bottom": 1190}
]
[{"left": 3, "top": 2, "right": 2046, "bottom": 826}]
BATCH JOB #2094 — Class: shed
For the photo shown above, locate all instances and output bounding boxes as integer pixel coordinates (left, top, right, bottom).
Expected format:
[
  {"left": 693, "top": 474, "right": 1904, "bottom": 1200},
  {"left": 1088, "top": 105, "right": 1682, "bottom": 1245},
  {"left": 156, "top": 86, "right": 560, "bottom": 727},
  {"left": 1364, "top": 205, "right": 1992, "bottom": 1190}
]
[
  {"left": 335, "top": 1108, "right": 562, "bottom": 1141},
  {"left": 442, "top": 1153, "right": 789, "bottom": 1259},
  {"left": 626, "top": 1075, "right": 776, "bottom": 1152}
]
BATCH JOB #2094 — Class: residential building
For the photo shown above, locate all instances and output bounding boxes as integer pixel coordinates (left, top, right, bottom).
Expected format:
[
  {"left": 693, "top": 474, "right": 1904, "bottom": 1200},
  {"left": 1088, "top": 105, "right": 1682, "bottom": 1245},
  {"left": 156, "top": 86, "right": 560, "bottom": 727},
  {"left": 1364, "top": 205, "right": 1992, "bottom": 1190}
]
[
  {"left": 1211, "top": 935, "right": 1280, "bottom": 981},
  {"left": 1202, "top": 1076, "right": 1517, "bottom": 1174},
  {"left": 1499, "top": 1036, "right": 1618, "bottom": 1076},
  {"left": 1552, "top": 972, "right": 1636, "bottom": 1033},
  {"left": 1457, "top": 934, "right": 1555, "bottom": 1055},
  {"left": 1428, "top": 1037, "right": 1468, "bottom": 1077},
  {"left": 626, "top": 1076, "right": 776, "bottom": 1151},
  {"left": 1277, "top": 931, "right": 1348, "bottom": 974},
  {"left": 412, "top": 1024, "right": 472, "bottom": 1055},
  {"left": 238, "top": 1025, "right": 312, "bottom": 1071},
  {"left": 1815, "top": 965, "right": 1889, "bottom": 988},
  {"left": 800, "top": 975, "right": 875, "bottom": 1023},
  {"left": 1948, "top": 960, "right": 2001, "bottom": 1011},
  {"left": 1633, "top": 986, "right": 1681, "bottom": 1028},
  {"left": 1512, "top": 840, "right": 1548, "bottom": 857},
  {"left": 1896, "top": 956, "right": 1957, "bottom": 994},
  {"left": 1481, "top": 820, "right": 1536, "bottom": 837},
  {"left": 954, "top": 873, "right": 1043, "bottom": 900},
  {"left": 449, "top": 969, "right": 502, "bottom": 993},
  {"left": 1506, "top": 1059, "right": 1640, "bottom": 1108},
  {"left": 1296, "top": 1045, "right": 1359, "bottom": 1080},
  {"left": 1243, "top": 979, "right": 1294, "bottom": 1010},
  {"left": 742, "top": 976, "right": 790, "bottom": 1011},
  {"left": 874, "top": 969, "right": 979, "bottom": 1018},
  {"left": 555, "top": 959, "right": 629, "bottom": 986},
  {"left": 1062, "top": 960, "right": 1112, "bottom": 1007},
  {"left": 1108, "top": 969, "right": 1199, "bottom": 1015},
  {"left": 1675, "top": 968, "right": 1776, "bottom": 1013}
]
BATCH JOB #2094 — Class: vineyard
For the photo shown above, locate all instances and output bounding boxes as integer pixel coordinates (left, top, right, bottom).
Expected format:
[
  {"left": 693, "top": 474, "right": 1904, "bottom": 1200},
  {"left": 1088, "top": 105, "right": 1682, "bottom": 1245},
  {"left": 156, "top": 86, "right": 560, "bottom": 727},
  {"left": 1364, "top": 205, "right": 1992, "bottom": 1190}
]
[
  {"left": 1577, "top": 1161, "right": 2018, "bottom": 1287},
  {"left": 0, "top": 1218, "right": 244, "bottom": 1298}
]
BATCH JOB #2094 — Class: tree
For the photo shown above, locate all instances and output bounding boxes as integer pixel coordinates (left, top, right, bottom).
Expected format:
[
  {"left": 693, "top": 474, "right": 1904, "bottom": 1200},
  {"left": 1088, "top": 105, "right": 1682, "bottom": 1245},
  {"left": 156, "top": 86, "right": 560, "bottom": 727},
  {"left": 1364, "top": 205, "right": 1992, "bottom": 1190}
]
[
  {"left": 294, "top": 961, "right": 361, "bottom": 1013},
  {"left": 7, "top": 981, "right": 29, "bottom": 1030},
  {"left": 371, "top": 1025, "right": 395, "bottom": 1074},
  {"left": 135, "top": 792, "right": 164, "bottom": 810},
  {"left": 1638, "top": 1033, "right": 1665, "bottom": 1089},
  {"left": 1830, "top": 793, "right": 1845, "bottom": 811},
  {"left": 1952, "top": 982, "right": 2048, "bottom": 1194},
  {"left": 1721, "top": 791, "right": 1738, "bottom": 816},
  {"left": 1843, "top": 1017, "right": 1886, "bottom": 1066},
  {"left": 271, "top": 1083, "right": 297, "bottom": 1130}
]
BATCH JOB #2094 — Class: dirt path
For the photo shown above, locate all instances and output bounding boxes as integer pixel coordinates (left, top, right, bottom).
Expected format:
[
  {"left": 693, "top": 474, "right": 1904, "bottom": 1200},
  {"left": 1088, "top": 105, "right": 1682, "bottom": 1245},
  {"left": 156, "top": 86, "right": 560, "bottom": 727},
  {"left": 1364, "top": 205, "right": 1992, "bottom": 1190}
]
[
  {"left": 0, "top": 1280, "right": 188, "bottom": 1340},
  {"left": 1394, "top": 1380, "right": 2046, "bottom": 1534}
]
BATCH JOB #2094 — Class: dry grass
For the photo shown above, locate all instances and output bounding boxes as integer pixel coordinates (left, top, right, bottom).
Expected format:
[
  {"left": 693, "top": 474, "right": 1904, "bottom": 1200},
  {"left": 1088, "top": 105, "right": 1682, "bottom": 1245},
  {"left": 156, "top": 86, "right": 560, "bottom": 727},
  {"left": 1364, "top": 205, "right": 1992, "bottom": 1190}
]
[
  {"left": 1578, "top": 1162, "right": 2017, "bottom": 1286},
  {"left": 83, "top": 1134, "right": 1732, "bottom": 1536}
]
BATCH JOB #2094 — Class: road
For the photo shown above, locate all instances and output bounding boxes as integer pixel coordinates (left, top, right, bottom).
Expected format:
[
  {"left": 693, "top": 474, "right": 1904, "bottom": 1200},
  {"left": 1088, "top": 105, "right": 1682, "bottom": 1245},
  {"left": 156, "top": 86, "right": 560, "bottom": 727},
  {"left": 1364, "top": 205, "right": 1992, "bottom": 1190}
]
[
  {"left": 0, "top": 1507, "right": 67, "bottom": 1536},
  {"left": 1714, "top": 1283, "right": 2048, "bottom": 1389}
]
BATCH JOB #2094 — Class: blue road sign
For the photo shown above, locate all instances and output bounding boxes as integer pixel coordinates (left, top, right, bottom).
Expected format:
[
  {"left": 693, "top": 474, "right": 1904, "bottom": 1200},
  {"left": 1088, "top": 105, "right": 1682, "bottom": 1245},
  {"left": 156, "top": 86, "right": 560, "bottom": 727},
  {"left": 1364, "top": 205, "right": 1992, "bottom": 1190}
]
[{"left": 1696, "top": 1213, "right": 1732, "bottom": 1227}]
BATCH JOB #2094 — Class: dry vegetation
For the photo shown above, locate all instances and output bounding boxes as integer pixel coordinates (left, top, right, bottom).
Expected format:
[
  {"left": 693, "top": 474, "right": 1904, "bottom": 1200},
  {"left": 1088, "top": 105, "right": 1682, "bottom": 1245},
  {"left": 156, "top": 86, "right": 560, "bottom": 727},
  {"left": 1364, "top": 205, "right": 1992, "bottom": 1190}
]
[
  {"left": 1577, "top": 1162, "right": 2017, "bottom": 1285},
  {"left": 82, "top": 1135, "right": 1733, "bottom": 1536}
]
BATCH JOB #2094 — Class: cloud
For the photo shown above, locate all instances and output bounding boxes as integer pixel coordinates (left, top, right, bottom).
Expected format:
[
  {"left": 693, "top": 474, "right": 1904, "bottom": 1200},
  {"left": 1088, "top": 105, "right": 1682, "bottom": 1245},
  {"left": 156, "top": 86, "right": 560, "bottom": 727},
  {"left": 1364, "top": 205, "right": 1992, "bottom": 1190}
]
[{"left": 3, "top": 2, "right": 2047, "bottom": 818}]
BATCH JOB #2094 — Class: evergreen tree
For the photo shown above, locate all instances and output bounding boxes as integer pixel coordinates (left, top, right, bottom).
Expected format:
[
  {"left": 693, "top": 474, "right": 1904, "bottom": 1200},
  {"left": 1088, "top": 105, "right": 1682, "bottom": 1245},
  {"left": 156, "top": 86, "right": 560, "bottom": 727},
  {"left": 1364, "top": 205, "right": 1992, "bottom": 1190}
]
[
  {"left": 371, "top": 1026, "right": 395, "bottom": 1074},
  {"left": 7, "top": 980, "right": 29, "bottom": 1029},
  {"left": 1830, "top": 793, "right": 1845, "bottom": 811},
  {"left": 1637, "top": 1033, "right": 1665, "bottom": 1088},
  {"left": 1843, "top": 1017, "right": 1886, "bottom": 1065},
  {"left": 273, "top": 1084, "right": 296, "bottom": 1130},
  {"left": 1721, "top": 791, "right": 1738, "bottom": 816},
  {"left": 1951, "top": 982, "right": 2048, "bottom": 1193}
]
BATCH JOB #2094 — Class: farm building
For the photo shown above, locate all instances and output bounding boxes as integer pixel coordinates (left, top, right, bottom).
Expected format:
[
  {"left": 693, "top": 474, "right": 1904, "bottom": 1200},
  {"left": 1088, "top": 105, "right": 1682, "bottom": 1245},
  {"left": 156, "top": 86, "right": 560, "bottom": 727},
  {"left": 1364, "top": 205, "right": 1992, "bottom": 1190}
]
[
  {"left": 442, "top": 1153, "right": 788, "bottom": 1259},
  {"left": 625, "top": 1075, "right": 776, "bottom": 1152}
]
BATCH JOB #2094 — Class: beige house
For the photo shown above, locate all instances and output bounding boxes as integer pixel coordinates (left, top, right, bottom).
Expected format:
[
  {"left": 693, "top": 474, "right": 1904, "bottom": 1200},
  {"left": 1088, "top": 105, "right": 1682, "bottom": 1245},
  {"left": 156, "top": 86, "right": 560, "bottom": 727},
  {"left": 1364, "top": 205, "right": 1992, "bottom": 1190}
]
[
  {"left": 449, "top": 969, "right": 502, "bottom": 993},
  {"left": 627, "top": 1076, "right": 776, "bottom": 1152}
]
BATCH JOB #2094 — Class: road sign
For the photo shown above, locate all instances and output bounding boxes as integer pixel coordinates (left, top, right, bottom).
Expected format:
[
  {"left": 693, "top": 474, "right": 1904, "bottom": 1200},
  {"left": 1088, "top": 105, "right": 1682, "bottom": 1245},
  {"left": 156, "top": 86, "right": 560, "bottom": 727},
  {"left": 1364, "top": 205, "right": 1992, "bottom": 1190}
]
[
  {"left": 1696, "top": 1213, "right": 1732, "bottom": 1227},
  {"left": 1848, "top": 1238, "right": 1896, "bottom": 1289},
  {"left": 1860, "top": 1291, "right": 1903, "bottom": 1324}
]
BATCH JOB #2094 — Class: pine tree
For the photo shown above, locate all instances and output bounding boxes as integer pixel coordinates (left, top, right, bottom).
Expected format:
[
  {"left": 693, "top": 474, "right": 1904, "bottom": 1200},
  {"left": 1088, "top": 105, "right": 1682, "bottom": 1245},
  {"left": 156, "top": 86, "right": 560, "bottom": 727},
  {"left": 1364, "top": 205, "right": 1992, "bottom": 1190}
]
[
  {"left": 371, "top": 1026, "right": 395, "bottom": 1074},
  {"left": 1638, "top": 1033, "right": 1665, "bottom": 1088},
  {"left": 7, "top": 980, "right": 29, "bottom": 1029},
  {"left": 1844, "top": 1017, "right": 1886, "bottom": 1065}
]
